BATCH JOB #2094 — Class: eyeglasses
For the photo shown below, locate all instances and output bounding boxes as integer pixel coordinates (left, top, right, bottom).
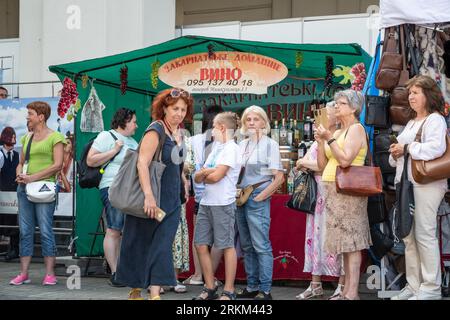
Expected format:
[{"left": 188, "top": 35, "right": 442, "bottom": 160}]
[
  {"left": 335, "top": 101, "right": 349, "bottom": 107},
  {"left": 0, "top": 93, "right": 8, "bottom": 98},
  {"left": 170, "top": 88, "right": 191, "bottom": 99}
]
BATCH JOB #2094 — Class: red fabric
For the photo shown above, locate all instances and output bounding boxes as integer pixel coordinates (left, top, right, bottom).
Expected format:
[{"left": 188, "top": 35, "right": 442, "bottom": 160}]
[{"left": 181, "top": 195, "right": 341, "bottom": 281}]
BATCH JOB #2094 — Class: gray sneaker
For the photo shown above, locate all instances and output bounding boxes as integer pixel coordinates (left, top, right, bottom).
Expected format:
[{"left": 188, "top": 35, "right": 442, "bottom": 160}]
[{"left": 391, "top": 285, "right": 415, "bottom": 300}]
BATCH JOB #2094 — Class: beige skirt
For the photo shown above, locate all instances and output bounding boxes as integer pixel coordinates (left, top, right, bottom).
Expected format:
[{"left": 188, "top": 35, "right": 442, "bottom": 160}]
[{"left": 323, "top": 182, "right": 372, "bottom": 255}]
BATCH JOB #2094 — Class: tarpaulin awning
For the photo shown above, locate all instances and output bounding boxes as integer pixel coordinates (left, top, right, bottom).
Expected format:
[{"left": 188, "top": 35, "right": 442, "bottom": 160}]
[
  {"left": 49, "top": 36, "right": 371, "bottom": 257},
  {"left": 50, "top": 35, "right": 371, "bottom": 97}
]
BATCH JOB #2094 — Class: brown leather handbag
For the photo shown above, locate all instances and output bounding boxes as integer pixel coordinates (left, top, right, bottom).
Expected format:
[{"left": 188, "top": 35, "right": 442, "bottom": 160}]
[
  {"left": 376, "top": 26, "right": 402, "bottom": 91},
  {"left": 390, "top": 25, "right": 413, "bottom": 125},
  {"left": 411, "top": 118, "right": 450, "bottom": 184},
  {"left": 335, "top": 133, "right": 383, "bottom": 197}
]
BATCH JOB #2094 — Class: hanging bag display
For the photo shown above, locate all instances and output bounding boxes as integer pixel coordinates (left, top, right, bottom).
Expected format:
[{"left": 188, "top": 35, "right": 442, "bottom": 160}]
[
  {"left": 23, "top": 134, "right": 56, "bottom": 203},
  {"left": 391, "top": 145, "right": 414, "bottom": 240},
  {"left": 335, "top": 130, "right": 383, "bottom": 197},
  {"left": 390, "top": 25, "right": 413, "bottom": 126},
  {"left": 365, "top": 95, "right": 391, "bottom": 128},
  {"left": 411, "top": 117, "right": 450, "bottom": 184},
  {"left": 287, "top": 170, "right": 317, "bottom": 214},
  {"left": 80, "top": 86, "right": 106, "bottom": 133},
  {"left": 375, "top": 26, "right": 403, "bottom": 91},
  {"left": 365, "top": 43, "right": 391, "bottom": 128},
  {"left": 108, "top": 121, "right": 167, "bottom": 220}
]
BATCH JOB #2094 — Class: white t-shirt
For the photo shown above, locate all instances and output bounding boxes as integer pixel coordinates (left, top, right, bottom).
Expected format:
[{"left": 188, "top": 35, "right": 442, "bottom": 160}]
[
  {"left": 200, "top": 140, "right": 241, "bottom": 206},
  {"left": 189, "top": 133, "right": 218, "bottom": 203},
  {"left": 92, "top": 130, "right": 138, "bottom": 190}
]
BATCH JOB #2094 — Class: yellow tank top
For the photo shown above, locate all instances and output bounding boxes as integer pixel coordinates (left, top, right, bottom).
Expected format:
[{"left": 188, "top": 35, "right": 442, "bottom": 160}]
[{"left": 322, "top": 125, "right": 367, "bottom": 182}]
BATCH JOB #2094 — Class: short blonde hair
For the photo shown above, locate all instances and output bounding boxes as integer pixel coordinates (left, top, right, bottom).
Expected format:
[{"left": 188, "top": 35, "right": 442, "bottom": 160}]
[
  {"left": 240, "top": 105, "right": 270, "bottom": 136},
  {"left": 214, "top": 111, "right": 240, "bottom": 130}
]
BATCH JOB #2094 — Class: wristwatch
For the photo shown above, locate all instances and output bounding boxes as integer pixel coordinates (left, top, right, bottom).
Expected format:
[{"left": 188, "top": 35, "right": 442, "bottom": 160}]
[{"left": 327, "top": 138, "right": 336, "bottom": 146}]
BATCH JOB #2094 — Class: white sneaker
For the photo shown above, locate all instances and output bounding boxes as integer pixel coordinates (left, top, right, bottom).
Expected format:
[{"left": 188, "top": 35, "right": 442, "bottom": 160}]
[
  {"left": 391, "top": 286, "right": 415, "bottom": 300},
  {"left": 408, "top": 290, "right": 442, "bottom": 300}
]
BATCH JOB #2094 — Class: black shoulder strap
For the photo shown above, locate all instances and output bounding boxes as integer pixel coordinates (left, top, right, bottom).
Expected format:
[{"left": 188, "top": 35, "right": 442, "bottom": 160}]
[
  {"left": 25, "top": 134, "right": 34, "bottom": 163},
  {"left": 141, "top": 121, "right": 167, "bottom": 162},
  {"left": 100, "top": 131, "right": 119, "bottom": 171}
]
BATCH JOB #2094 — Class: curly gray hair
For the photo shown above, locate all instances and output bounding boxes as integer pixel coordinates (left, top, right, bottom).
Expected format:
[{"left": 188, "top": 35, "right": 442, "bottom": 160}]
[{"left": 334, "top": 89, "right": 364, "bottom": 119}]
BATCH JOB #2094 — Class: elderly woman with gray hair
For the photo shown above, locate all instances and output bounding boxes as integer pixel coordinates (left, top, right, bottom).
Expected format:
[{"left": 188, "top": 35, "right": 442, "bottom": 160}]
[
  {"left": 235, "top": 105, "right": 284, "bottom": 300},
  {"left": 315, "top": 90, "right": 372, "bottom": 300}
]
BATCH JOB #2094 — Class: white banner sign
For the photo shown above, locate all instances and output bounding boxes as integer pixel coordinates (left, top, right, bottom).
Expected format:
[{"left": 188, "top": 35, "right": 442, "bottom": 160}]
[{"left": 0, "top": 192, "right": 73, "bottom": 217}]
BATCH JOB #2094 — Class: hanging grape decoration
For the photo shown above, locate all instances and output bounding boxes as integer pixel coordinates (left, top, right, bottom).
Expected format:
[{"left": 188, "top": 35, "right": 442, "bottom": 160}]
[
  {"left": 350, "top": 63, "right": 367, "bottom": 91},
  {"left": 207, "top": 44, "right": 216, "bottom": 59},
  {"left": 58, "top": 77, "right": 79, "bottom": 119},
  {"left": 295, "top": 51, "right": 304, "bottom": 69},
  {"left": 120, "top": 65, "right": 128, "bottom": 95},
  {"left": 324, "top": 56, "right": 334, "bottom": 90},
  {"left": 151, "top": 60, "right": 160, "bottom": 90}
]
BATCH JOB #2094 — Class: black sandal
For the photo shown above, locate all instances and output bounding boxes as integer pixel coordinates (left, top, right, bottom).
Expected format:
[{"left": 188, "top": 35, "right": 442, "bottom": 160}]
[
  {"left": 220, "top": 290, "right": 236, "bottom": 300},
  {"left": 192, "top": 287, "right": 219, "bottom": 300}
]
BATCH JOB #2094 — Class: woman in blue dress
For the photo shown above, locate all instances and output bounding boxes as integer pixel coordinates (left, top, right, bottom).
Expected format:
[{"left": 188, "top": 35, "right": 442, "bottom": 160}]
[{"left": 116, "top": 88, "right": 193, "bottom": 300}]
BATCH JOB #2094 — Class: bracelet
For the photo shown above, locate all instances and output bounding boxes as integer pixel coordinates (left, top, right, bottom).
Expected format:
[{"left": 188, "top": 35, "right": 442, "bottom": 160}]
[{"left": 327, "top": 138, "right": 336, "bottom": 146}]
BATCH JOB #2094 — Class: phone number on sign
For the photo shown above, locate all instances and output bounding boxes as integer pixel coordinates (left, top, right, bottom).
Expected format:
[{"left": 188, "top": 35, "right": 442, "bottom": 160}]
[{"left": 186, "top": 79, "right": 254, "bottom": 86}]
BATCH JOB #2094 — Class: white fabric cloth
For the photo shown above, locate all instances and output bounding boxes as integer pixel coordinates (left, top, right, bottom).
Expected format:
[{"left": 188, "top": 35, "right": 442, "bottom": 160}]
[
  {"left": 380, "top": 0, "right": 450, "bottom": 28},
  {"left": 0, "top": 147, "right": 4, "bottom": 170},
  {"left": 389, "top": 113, "right": 448, "bottom": 189},
  {"left": 200, "top": 140, "right": 241, "bottom": 206}
]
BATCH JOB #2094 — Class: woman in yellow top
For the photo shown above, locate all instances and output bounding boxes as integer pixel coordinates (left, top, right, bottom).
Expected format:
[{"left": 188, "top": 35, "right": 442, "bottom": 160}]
[
  {"left": 10, "top": 101, "right": 65, "bottom": 286},
  {"left": 315, "top": 89, "right": 372, "bottom": 300}
]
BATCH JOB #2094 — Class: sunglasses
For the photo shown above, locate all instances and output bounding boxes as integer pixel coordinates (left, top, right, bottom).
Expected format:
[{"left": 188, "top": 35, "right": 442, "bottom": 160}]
[{"left": 170, "top": 88, "right": 191, "bottom": 99}]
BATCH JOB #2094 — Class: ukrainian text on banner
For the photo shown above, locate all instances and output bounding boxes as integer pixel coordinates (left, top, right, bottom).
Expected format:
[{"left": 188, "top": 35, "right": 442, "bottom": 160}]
[
  {"left": 194, "top": 77, "right": 348, "bottom": 121},
  {"left": 158, "top": 51, "right": 288, "bottom": 94}
]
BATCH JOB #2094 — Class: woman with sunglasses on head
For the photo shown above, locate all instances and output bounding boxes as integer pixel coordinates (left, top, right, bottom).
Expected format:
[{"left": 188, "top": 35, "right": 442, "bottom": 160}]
[
  {"left": 116, "top": 88, "right": 193, "bottom": 300},
  {"left": 86, "top": 108, "right": 139, "bottom": 287}
]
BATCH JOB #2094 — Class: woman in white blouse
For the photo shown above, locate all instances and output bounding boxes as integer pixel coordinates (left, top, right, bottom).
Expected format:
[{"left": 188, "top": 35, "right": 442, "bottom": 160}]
[{"left": 389, "top": 75, "right": 448, "bottom": 300}]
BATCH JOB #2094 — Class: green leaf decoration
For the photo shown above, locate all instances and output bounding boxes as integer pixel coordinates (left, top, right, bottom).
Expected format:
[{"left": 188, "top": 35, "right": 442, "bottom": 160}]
[{"left": 332, "top": 65, "right": 354, "bottom": 84}]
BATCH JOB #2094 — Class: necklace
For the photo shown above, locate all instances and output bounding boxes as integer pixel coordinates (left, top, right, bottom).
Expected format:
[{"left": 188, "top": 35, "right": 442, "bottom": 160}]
[{"left": 163, "top": 118, "right": 181, "bottom": 144}]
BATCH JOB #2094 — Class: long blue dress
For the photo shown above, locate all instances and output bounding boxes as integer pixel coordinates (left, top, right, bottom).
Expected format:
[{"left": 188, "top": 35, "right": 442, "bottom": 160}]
[{"left": 116, "top": 122, "right": 182, "bottom": 288}]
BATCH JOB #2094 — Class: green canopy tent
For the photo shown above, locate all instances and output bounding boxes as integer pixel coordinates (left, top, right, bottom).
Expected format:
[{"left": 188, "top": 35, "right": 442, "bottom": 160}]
[{"left": 49, "top": 35, "right": 371, "bottom": 257}]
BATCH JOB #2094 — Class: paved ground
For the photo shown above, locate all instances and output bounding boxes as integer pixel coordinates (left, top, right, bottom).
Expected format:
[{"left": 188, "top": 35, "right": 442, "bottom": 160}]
[{"left": 0, "top": 260, "right": 382, "bottom": 300}]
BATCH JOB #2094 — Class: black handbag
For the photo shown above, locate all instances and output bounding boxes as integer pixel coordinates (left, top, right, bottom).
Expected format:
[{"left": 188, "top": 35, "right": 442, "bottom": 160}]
[
  {"left": 391, "top": 145, "right": 415, "bottom": 240},
  {"left": 368, "top": 192, "right": 388, "bottom": 225},
  {"left": 287, "top": 171, "right": 317, "bottom": 214},
  {"left": 373, "top": 130, "right": 396, "bottom": 175},
  {"left": 365, "top": 95, "right": 391, "bottom": 128},
  {"left": 370, "top": 224, "right": 394, "bottom": 260}
]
